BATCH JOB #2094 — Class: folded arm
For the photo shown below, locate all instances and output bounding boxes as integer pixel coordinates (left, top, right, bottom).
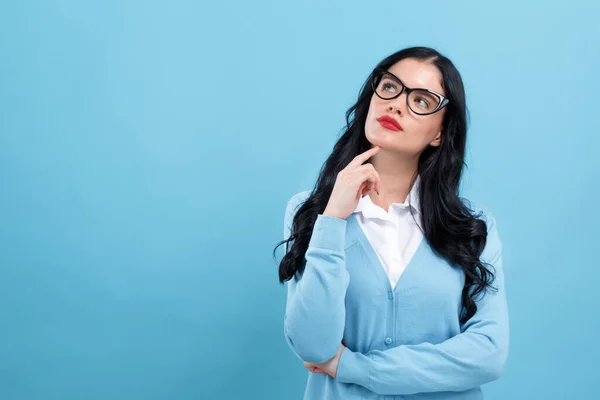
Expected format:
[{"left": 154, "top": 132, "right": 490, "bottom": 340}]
[{"left": 336, "top": 215, "right": 509, "bottom": 395}]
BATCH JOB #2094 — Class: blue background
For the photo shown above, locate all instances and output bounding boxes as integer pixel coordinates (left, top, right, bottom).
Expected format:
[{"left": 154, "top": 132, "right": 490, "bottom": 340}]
[{"left": 1, "top": 1, "right": 599, "bottom": 399}]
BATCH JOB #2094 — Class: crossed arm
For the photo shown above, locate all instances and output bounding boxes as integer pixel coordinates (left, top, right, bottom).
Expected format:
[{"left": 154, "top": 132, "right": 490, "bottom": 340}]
[{"left": 282, "top": 195, "right": 509, "bottom": 395}]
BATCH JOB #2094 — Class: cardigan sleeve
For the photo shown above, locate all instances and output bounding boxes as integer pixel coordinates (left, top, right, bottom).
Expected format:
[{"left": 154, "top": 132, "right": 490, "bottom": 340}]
[
  {"left": 282, "top": 193, "right": 350, "bottom": 364},
  {"left": 335, "top": 215, "right": 509, "bottom": 395}
]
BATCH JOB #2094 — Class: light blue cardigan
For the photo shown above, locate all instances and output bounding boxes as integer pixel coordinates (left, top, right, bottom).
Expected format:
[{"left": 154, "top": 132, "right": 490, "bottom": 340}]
[{"left": 282, "top": 190, "right": 509, "bottom": 399}]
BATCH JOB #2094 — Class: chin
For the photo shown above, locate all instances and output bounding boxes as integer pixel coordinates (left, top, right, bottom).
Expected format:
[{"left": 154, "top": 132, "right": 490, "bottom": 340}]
[{"left": 366, "top": 129, "right": 399, "bottom": 148}]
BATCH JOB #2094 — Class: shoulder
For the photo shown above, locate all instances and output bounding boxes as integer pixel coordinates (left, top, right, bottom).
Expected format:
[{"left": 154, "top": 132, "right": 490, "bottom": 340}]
[
  {"left": 286, "top": 190, "right": 312, "bottom": 213},
  {"left": 283, "top": 190, "right": 312, "bottom": 232},
  {"left": 461, "top": 198, "right": 502, "bottom": 263},
  {"left": 461, "top": 197, "right": 497, "bottom": 232}
]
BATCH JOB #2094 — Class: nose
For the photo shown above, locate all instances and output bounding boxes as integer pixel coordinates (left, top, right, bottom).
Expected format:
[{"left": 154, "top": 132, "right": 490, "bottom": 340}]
[{"left": 386, "top": 90, "right": 408, "bottom": 115}]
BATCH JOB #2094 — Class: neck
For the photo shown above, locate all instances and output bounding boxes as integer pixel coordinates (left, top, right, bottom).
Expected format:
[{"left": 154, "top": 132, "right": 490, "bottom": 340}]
[{"left": 368, "top": 148, "right": 419, "bottom": 211}]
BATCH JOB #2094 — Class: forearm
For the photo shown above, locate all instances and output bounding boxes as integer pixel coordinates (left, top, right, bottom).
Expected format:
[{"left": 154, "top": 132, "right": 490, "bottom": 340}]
[
  {"left": 284, "top": 214, "right": 350, "bottom": 364},
  {"left": 336, "top": 328, "right": 509, "bottom": 395}
]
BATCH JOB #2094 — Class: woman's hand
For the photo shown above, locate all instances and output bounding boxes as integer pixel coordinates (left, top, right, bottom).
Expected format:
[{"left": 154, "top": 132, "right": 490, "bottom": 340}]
[
  {"left": 323, "top": 146, "right": 381, "bottom": 220},
  {"left": 303, "top": 343, "right": 346, "bottom": 378}
]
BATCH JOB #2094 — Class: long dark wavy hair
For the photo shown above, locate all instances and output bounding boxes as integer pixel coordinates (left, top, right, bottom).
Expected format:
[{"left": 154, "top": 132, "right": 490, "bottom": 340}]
[{"left": 273, "top": 46, "right": 497, "bottom": 325}]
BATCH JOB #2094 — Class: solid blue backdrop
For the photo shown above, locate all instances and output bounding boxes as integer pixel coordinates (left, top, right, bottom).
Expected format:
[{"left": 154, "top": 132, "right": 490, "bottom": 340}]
[{"left": 1, "top": 1, "right": 599, "bottom": 399}]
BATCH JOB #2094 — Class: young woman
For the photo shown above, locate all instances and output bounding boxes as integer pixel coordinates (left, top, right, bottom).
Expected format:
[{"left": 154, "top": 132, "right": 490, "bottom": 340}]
[{"left": 274, "top": 46, "right": 509, "bottom": 399}]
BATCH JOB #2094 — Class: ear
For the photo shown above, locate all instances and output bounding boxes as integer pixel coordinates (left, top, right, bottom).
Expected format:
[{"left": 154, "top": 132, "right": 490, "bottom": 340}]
[{"left": 429, "top": 131, "right": 442, "bottom": 147}]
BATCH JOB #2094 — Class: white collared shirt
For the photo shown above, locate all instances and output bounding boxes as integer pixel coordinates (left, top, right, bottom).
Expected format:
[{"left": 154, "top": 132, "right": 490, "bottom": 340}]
[{"left": 352, "top": 175, "right": 424, "bottom": 290}]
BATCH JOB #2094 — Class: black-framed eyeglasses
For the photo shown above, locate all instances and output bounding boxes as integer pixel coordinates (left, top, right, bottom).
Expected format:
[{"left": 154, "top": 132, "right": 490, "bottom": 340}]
[{"left": 371, "top": 67, "right": 450, "bottom": 116}]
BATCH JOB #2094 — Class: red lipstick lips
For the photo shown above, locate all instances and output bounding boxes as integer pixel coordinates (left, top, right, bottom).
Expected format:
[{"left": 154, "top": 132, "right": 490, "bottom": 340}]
[{"left": 377, "top": 115, "right": 403, "bottom": 131}]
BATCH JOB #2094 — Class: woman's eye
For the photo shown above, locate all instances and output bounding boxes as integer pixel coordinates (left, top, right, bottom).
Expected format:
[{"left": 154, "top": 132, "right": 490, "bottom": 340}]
[
  {"left": 415, "top": 97, "right": 430, "bottom": 108},
  {"left": 383, "top": 83, "right": 396, "bottom": 92}
]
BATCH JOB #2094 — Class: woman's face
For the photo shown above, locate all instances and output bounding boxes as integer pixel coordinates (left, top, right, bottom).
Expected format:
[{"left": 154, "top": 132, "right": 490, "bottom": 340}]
[{"left": 365, "top": 58, "right": 447, "bottom": 156}]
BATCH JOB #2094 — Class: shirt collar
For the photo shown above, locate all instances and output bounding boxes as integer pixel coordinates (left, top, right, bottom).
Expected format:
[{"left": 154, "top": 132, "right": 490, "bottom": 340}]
[{"left": 353, "top": 175, "right": 421, "bottom": 218}]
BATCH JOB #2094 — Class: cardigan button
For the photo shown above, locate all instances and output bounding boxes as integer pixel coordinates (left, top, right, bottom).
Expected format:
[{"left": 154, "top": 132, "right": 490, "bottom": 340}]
[
  {"left": 384, "top": 337, "right": 392, "bottom": 345},
  {"left": 387, "top": 291, "right": 393, "bottom": 299}
]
